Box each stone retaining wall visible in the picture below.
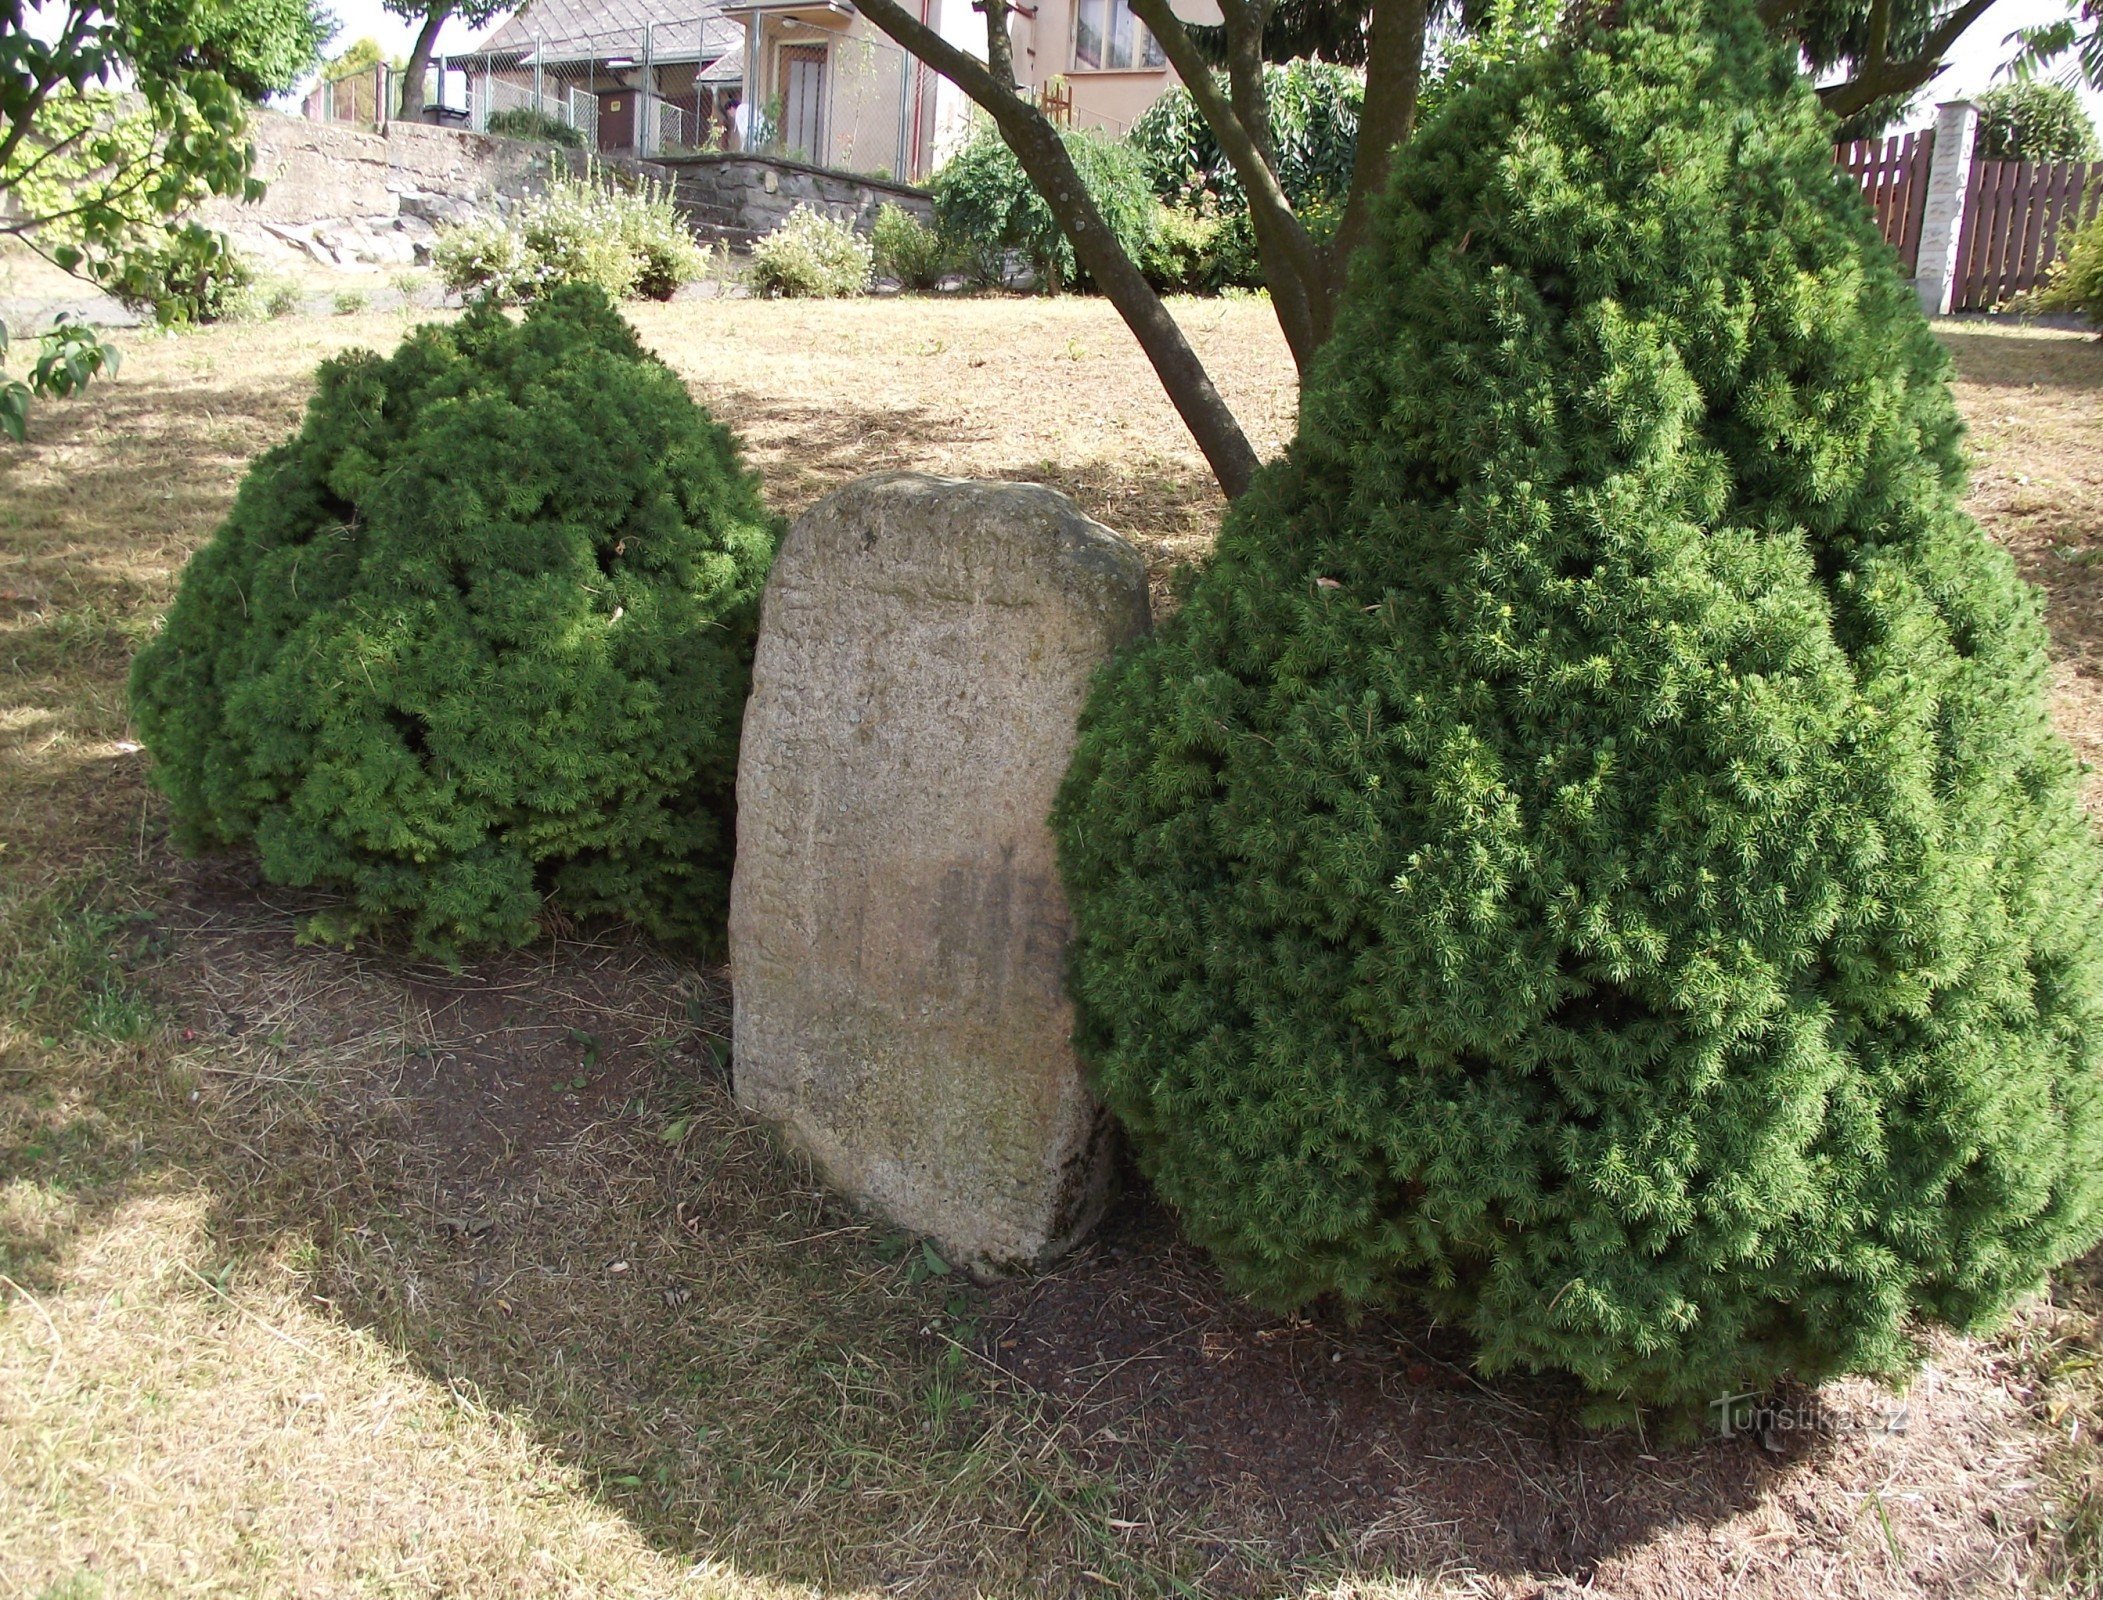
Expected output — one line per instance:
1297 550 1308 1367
195 111 932 265
200 111 565 230
656 153 934 245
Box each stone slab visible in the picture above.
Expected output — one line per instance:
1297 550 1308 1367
729 472 1149 1272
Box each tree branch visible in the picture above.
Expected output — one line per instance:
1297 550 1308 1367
1817 0 2000 118
1125 0 1325 368
0 0 100 175
853 0 1261 496
1218 0 1277 171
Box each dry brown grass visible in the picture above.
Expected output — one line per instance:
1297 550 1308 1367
3 295 2103 1600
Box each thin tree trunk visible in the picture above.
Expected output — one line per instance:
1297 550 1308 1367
399 5 454 121
854 0 1261 498
1126 0 1327 368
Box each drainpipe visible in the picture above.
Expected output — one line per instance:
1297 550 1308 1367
905 0 932 180
743 15 761 148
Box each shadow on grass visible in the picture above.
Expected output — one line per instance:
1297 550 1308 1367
1 344 2023 1595
1940 324 2103 392
0 851 1844 1599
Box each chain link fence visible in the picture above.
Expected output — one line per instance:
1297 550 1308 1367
305 66 391 128
806 32 910 179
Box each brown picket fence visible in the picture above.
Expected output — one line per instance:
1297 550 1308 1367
1950 158 2103 310
1836 131 1936 274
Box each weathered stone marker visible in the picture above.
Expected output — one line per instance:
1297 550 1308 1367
729 472 1150 1273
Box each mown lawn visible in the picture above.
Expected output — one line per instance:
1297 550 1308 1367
4 294 2103 1600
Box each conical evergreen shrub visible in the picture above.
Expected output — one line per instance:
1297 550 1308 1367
131 287 779 960
1054 0 2103 1410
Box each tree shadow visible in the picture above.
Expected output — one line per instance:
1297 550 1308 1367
4 848 2011 1598
0 339 2061 1597
1939 322 2103 392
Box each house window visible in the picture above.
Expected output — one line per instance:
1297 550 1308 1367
1073 0 1165 70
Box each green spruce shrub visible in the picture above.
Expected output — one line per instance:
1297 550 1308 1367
1055 0 2103 1414
129 287 779 960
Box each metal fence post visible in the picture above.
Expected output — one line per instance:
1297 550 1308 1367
1914 99 1979 317
641 21 654 154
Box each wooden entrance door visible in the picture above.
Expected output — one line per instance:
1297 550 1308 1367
777 44 825 163
597 87 634 151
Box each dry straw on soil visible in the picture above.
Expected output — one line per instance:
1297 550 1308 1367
5 293 2103 1599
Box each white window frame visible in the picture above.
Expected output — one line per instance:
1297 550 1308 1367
1071 0 1165 71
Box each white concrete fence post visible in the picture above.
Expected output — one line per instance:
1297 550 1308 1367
1914 99 1980 317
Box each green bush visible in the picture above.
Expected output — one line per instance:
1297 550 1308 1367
129 288 780 960
1055 0 2103 1416
107 223 254 326
871 201 947 289
1139 203 1217 293
1135 58 1362 218
1973 81 2100 161
2041 216 2103 326
747 205 874 298
1126 61 1360 293
930 127 1157 292
1129 61 1361 215
485 105 587 149
433 163 705 305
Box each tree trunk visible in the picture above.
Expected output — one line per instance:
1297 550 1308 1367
1127 0 1328 369
399 5 453 121
853 0 1262 499
1327 0 1428 298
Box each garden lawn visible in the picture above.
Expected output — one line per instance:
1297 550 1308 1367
3 294 2103 1599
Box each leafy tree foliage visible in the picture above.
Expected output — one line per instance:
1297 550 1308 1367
1973 80 2100 159
1 0 327 252
322 35 397 80
1130 60 1363 215
0 314 118 441
2005 0 2103 96
1055 0 2103 1413
130 289 780 960
932 126 1159 291
1 0 327 426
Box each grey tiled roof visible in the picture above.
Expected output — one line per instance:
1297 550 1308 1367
473 0 743 64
